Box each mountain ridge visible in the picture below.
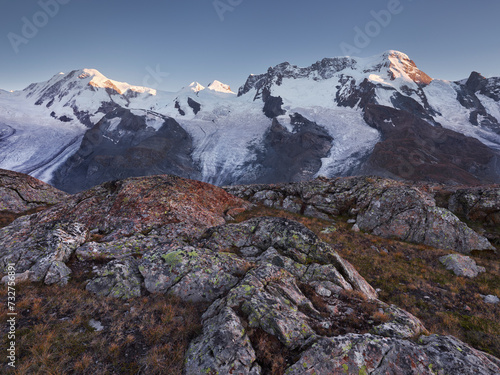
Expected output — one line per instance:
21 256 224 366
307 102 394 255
1 50 500 192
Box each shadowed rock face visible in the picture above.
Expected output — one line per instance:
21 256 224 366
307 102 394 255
446 186 500 225
362 104 499 185
433 185 500 246
51 108 200 193
244 113 333 184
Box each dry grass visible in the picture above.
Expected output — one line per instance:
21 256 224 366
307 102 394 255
246 327 296 375
0 281 206 374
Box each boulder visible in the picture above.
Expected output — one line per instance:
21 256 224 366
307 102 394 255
85 257 143 299
202 216 377 300
484 295 500 304
184 305 261 375
439 254 486 278
0 221 88 285
138 245 251 302
447 186 500 225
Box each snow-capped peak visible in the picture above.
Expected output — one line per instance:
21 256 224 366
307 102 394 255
78 68 157 96
383 50 433 85
188 82 206 93
207 80 235 94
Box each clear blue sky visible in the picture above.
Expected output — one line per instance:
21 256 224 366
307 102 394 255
1 0 499 92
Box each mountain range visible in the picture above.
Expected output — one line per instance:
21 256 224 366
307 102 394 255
1 50 500 193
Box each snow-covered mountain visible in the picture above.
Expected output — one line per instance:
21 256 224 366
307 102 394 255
1 51 500 192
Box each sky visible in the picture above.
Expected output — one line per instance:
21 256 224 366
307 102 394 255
1 0 500 92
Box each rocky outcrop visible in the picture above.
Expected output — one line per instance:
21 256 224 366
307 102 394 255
446 186 500 225
0 173 498 374
181 217 498 374
0 175 249 285
225 176 494 253
286 333 500 375
201 217 376 299
0 169 67 227
432 185 500 246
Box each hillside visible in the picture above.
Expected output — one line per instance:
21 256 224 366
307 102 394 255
0 171 499 374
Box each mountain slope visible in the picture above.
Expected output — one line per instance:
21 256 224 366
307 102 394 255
1 51 500 191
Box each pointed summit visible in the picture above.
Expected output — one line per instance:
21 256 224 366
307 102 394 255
207 80 235 94
77 68 156 95
465 71 487 92
381 50 433 85
188 82 206 93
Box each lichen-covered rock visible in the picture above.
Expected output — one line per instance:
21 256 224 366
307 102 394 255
202 217 377 300
138 246 251 302
44 261 72 285
439 254 486 278
185 305 261 375
285 333 500 375
0 221 88 285
75 234 183 261
371 304 427 339
225 176 494 253
0 175 249 285
1 172 496 374
0 168 67 215
358 199 494 254
226 264 318 349
86 257 143 299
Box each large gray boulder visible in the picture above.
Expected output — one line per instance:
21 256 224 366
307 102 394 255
202 217 378 300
